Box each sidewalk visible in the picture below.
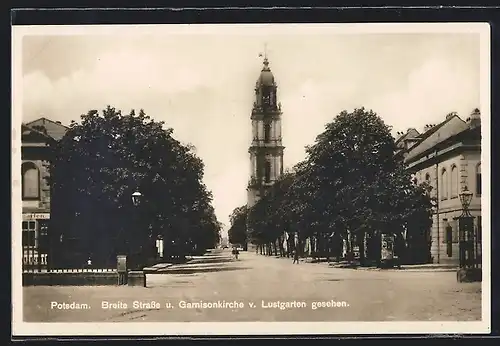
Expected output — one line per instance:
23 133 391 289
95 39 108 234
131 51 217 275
261 253 457 272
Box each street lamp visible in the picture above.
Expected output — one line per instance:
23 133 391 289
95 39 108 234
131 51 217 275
131 189 145 270
131 190 142 207
457 186 481 282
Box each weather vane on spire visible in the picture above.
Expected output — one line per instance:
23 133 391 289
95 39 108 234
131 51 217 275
258 42 269 63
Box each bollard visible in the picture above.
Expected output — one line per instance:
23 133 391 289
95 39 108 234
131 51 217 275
117 255 128 285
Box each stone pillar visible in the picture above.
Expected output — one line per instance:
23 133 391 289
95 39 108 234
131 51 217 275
276 155 281 179
269 155 275 181
252 155 257 177
258 121 264 141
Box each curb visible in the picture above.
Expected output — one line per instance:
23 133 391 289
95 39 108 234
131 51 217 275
329 267 457 273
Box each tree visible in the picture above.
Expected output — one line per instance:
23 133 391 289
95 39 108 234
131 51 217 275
298 107 433 264
246 171 299 256
47 106 220 268
244 107 433 265
228 205 248 246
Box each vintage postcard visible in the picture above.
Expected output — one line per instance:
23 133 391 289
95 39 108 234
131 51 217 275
12 23 491 336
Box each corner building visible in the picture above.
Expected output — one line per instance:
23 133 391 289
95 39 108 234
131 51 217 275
21 117 69 269
400 109 482 265
247 57 285 208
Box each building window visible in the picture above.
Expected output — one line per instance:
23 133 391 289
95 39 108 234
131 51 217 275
264 123 271 143
450 165 458 198
446 224 453 257
425 173 431 184
264 160 271 182
22 162 40 200
441 168 448 200
476 163 481 196
22 221 37 247
262 90 271 108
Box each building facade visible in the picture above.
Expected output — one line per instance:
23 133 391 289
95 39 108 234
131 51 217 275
401 109 481 265
21 118 68 269
246 56 284 208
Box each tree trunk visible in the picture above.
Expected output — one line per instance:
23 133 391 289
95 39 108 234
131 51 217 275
359 230 366 266
326 234 331 263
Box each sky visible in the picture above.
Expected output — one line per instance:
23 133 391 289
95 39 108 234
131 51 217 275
20 25 482 237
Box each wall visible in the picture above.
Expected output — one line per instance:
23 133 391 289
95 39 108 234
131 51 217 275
414 149 481 265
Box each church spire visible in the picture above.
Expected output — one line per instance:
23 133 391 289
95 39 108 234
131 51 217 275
247 48 284 209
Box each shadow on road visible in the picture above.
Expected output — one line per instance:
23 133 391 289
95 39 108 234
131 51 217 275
151 266 250 275
188 258 235 265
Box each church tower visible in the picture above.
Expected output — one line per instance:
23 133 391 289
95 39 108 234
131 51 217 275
247 55 284 208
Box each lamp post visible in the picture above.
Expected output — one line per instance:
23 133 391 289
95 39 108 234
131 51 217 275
457 186 481 282
131 190 143 270
116 190 142 285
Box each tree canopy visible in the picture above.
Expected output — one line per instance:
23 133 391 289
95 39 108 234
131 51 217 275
228 205 248 246
48 106 220 267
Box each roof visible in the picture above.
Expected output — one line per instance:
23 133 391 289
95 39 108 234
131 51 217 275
395 128 420 145
25 117 69 141
404 114 469 162
21 124 54 143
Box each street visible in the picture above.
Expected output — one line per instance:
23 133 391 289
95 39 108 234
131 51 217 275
23 249 481 322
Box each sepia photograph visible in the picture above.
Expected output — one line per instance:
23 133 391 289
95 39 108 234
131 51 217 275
12 23 490 336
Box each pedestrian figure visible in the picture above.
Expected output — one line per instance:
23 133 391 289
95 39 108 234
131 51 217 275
293 249 299 264
232 247 237 260
235 248 240 260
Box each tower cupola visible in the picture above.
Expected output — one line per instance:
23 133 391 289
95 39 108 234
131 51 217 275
256 58 275 87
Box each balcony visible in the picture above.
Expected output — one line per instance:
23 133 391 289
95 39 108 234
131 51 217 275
250 139 283 147
248 177 276 188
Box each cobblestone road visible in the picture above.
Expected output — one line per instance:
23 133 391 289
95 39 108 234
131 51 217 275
23 249 481 322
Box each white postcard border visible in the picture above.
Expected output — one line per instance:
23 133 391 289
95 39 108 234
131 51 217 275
11 22 491 336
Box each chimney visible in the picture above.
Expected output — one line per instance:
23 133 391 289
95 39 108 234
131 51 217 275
445 112 457 120
468 108 481 129
56 121 62 124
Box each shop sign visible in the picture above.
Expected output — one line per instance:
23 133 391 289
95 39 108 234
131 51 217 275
23 213 50 220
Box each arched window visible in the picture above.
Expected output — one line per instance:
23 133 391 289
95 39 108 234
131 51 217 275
476 163 481 196
21 162 40 200
425 173 431 182
262 89 271 108
451 165 459 198
441 168 448 200
264 123 271 143
264 160 271 182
